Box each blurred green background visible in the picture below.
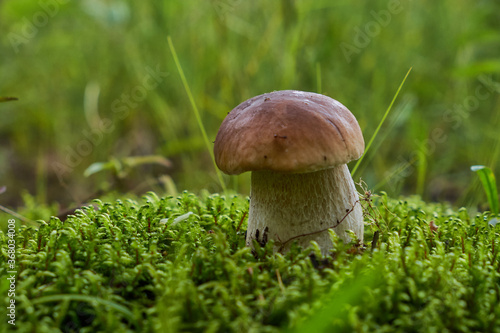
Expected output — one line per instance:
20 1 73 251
1 0 500 216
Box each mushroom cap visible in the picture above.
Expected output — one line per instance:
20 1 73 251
214 90 364 175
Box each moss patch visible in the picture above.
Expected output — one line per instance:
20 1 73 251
1 191 499 332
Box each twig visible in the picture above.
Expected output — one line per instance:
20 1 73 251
0 204 39 227
236 211 247 232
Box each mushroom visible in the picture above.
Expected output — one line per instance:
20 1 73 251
214 90 365 254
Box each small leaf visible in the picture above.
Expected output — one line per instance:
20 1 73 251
84 162 115 177
123 155 171 168
488 218 499 226
471 165 499 216
160 212 194 225
85 156 171 179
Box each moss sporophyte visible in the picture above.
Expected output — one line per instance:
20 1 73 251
1 191 500 332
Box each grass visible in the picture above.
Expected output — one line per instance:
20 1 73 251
1 191 500 332
471 165 499 216
351 67 412 177
167 36 226 193
1 0 500 212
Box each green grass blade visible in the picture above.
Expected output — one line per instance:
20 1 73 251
167 36 226 193
416 143 428 197
471 165 499 215
351 67 412 177
316 62 321 93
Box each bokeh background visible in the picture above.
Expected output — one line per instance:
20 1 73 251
1 0 500 219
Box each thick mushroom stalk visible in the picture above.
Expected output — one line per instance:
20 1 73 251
248 165 363 254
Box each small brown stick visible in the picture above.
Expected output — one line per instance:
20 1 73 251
236 211 247 232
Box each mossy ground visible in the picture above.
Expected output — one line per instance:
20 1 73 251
1 191 499 332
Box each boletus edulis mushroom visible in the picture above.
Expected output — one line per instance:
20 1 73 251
214 90 365 254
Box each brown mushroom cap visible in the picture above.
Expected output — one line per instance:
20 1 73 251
214 90 364 175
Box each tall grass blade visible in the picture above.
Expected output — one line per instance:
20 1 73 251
167 36 226 193
316 62 321 93
416 143 427 197
351 67 412 177
471 165 499 215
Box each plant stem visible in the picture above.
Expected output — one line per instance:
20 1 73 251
167 36 227 193
351 67 412 177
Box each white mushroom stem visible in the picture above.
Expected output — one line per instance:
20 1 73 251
246 164 363 254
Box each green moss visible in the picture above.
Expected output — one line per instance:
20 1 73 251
1 191 499 332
